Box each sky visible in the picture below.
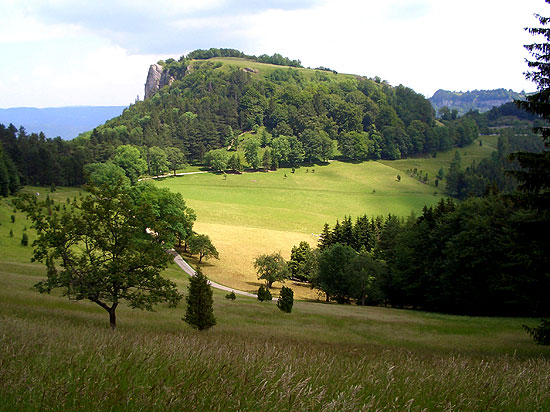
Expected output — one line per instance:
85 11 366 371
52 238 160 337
0 0 545 108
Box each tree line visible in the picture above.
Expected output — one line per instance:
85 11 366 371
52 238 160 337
278 195 548 316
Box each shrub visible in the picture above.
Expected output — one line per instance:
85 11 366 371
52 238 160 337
21 232 28 246
225 291 236 300
523 319 550 345
277 286 294 313
11 215 15 223
257 285 272 301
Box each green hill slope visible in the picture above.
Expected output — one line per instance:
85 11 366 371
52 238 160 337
82 49 477 166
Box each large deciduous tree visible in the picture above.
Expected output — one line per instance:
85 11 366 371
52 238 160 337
130 182 196 248
188 233 219 263
254 252 289 288
148 146 168 177
165 146 186 176
112 144 147 185
18 182 182 329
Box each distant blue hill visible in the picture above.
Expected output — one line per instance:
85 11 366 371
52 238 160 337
0 106 127 140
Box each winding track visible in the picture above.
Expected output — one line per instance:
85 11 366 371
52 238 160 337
169 250 259 298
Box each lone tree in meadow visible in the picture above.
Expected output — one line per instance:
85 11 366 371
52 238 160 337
184 267 216 331
17 182 182 329
188 233 219 263
254 252 290 288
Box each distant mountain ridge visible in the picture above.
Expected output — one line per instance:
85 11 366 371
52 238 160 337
0 106 127 140
429 89 528 116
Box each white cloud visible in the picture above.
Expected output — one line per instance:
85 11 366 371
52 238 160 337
0 0 545 107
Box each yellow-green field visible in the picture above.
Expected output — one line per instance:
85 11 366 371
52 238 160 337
380 135 499 189
156 160 441 298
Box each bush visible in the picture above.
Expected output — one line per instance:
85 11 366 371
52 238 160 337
277 286 294 313
225 291 236 300
523 319 550 345
21 232 28 246
11 215 15 223
257 285 272 302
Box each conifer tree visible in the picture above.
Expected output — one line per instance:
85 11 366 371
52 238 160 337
184 268 216 330
257 284 272 301
277 286 294 313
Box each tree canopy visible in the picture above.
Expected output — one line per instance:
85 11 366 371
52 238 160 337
17 182 182 329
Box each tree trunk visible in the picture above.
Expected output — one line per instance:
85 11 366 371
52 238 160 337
93 299 118 330
109 308 117 330
199 253 203 263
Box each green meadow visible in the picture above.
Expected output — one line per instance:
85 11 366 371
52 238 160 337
155 159 444 298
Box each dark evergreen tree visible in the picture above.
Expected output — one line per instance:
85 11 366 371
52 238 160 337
257 284 272 301
184 268 216 331
277 286 294 313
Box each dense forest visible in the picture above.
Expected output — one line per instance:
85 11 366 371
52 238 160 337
83 51 480 164
300 196 548 316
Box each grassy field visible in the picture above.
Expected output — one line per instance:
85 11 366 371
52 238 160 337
156 160 441 298
1 185 549 411
379 135 499 189
1 242 549 411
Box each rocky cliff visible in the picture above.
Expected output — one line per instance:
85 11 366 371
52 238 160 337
429 88 527 116
144 64 176 99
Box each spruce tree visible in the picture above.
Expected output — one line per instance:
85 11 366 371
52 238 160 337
257 284 272 301
184 268 216 330
277 286 294 313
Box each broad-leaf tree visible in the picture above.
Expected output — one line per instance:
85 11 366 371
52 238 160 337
130 182 196 248
17 182 182 329
112 144 147 185
148 146 168 177
254 252 289 288
165 146 186 176
188 233 219 263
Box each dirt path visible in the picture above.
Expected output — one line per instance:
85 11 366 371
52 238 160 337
170 250 259 298
140 171 207 181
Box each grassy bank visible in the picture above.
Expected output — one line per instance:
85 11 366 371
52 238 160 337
1 257 549 411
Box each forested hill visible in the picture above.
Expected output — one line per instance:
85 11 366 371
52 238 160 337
430 88 528 116
81 49 478 165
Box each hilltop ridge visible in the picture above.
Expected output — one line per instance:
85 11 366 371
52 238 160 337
429 88 528 116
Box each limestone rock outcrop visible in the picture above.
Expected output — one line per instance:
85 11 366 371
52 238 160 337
144 64 163 99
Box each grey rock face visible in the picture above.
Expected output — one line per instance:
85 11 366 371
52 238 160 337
144 64 163 99
144 64 177 99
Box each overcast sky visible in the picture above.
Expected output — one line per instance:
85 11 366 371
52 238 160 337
0 0 545 108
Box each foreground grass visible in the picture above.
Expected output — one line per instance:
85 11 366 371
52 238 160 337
1 259 549 411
